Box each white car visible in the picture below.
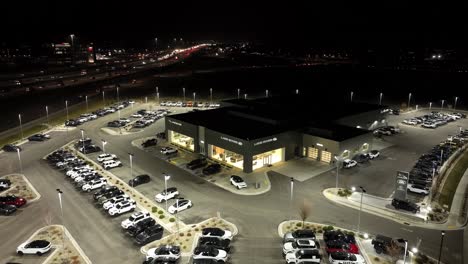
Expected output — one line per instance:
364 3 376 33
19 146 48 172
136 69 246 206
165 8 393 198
146 245 181 261
82 178 108 192
285 249 321 263
97 153 117 162
66 166 91 176
70 169 94 179
76 117 88 123
103 160 122 170
161 147 178 155
131 113 143 118
230 175 247 189
329 252 365 264
343 159 357 168
17 240 51 256
407 184 430 195
155 187 179 202
119 118 131 123
422 122 437 128
283 239 318 255
367 150 380 159
193 246 228 262
74 171 97 182
105 108 116 113
403 119 417 125
201 227 233 240
168 199 192 214
121 211 151 229
103 195 129 210
108 200 136 216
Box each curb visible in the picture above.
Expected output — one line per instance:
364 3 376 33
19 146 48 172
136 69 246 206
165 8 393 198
0 173 41 202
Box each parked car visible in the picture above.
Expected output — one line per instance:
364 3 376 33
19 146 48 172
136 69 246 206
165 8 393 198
17 240 51 256
121 211 151 229
283 229 316 243
155 187 179 202
103 160 122 170
145 245 181 261
0 204 17 215
197 237 231 253
201 228 233 240
129 174 151 187
142 138 158 148
2 144 21 152
407 184 430 195
285 249 321 263
230 175 247 189
329 252 363 264
0 195 27 207
95 188 124 203
192 246 228 262
283 239 318 255
373 128 392 136
161 147 178 155
168 199 192 214
28 134 50 141
187 158 207 170
97 153 117 162
82 178 107 192
353 154 370 163
367 150 380 159
342 159 357 169
79 145 101 153
371 234 407 255
0 179 11 190
391 198 420 213
135 224 164 244
127 217 157 237
325 240 352 255
93 185 119 200
103 195 130 210
202 164 222 175
108 200 137 216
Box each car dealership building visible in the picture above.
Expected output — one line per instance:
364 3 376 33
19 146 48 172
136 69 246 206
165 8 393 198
165 95 386 173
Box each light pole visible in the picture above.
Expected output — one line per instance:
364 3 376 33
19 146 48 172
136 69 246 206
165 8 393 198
408 93 412 109
102 91 106 106
379 92 383 105
129 153 134 183
289 177 294 221
441 99 445 111
295 89 299 95
440 149 444 165
56 188 65 249
429 102 432 111
454 97 458 110
17 148 23 174
266 89 269 98
403 240 408 264
116 86 120 103
163 173 171 212
350 91 354 102
334 156 341 189
65 100 69 121
193 92 196 102
45 106 49 126
210 88 213 103
438 231 445 264
18 114 24 140
70 34 75 64
101 140 107 154
85 96 89 112
357 186 366 233
155 86 158 103
244 93 247 100
237 89 240 99
183 87 186 101
80 129 85 154
157 92 160 105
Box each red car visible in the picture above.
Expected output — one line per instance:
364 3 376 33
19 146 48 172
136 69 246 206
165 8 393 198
0 195 27 207
326 240 352 255
324 230 359 254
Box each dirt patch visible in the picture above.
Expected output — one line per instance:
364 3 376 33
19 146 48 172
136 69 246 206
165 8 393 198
1 174 38 201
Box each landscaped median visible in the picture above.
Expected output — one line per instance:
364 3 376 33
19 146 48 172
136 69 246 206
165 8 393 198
436 147 468 210
6 225 91 264
0 173 41 202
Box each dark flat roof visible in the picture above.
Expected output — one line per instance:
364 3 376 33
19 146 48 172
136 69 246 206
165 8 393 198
304 123 371 141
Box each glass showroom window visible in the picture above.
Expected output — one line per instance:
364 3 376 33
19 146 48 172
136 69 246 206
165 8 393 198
168 130 194 151
252 148 284 170
209 145 243 169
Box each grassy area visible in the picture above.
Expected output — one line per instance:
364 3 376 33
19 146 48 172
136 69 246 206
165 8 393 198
0 124 48 147
438 150 468 208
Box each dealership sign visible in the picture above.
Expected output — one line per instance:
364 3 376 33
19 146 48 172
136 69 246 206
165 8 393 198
395 171 409 200
221 136 243 146
168 119 182 126
254 137 278 146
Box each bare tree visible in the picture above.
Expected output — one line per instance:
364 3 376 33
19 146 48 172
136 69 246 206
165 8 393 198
298 199 312 228
42 209 54 226
386 240 403 264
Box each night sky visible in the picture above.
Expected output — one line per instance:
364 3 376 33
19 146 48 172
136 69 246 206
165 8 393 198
2 2 468 47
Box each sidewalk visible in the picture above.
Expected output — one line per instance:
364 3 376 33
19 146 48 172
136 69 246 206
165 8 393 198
446 168 468 227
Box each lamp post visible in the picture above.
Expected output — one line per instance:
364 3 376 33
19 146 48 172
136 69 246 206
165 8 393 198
183 87 186 101
45 106 49 126
441 100 445 111
129 153 134 181
163 173 171 212
157 92 160 105
70 34 75 64
289 177 294 221
408 93 412 109
85 96 89 112
266 89 269 98
18 114 24 141
56 188 65 249
454 97 458 110
357 186 367 233
210 88 213 103
438 231 445 264
237 89 240 99
334 156 341 189
403 240 408 264
101 140 107 154
244 94 247 100
17 148 23 174
350 91 354 102
379 93 383 105
102 91 106 106
116 86 120 103
429 102 432 110
193 92 196 102
80 129 85 154
295 89 299 95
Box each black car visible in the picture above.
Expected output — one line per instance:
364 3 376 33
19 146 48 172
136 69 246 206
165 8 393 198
191 259 224 264
353 154 370 163
79 145 101 154
142 138 158 148
135 225 164 245
28 134 50 141
197 237 231 253
0 204 17 215
371 234 406 255
133 122 147 128
65 120 79 126
187 158 208 170
144 257 178 264
127 217 156 237
129 174 151 187
93 185 119 200
202 164 222 175
323 230 346 242
3 144 21 152
108 121 123 127
391 198 420 213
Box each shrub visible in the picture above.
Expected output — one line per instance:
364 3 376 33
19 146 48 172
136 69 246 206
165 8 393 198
337 190 344 196
323 225 334 231
158 210 164 214
296 222 302 227
317 229 323 233
169 218 176 222
159 215 165 219
152 207 158 213
179 233 184 237
374 256 380 262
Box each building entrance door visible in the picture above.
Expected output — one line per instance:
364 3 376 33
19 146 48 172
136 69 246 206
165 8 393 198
263 154 272 165
308 147 319 160
320 150 332 163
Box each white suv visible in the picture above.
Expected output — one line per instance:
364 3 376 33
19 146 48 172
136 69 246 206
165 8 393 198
161 147 178 155
103 195 129 210
155 187 179 202
103 160 122 170
82 179 108 192
97 153 117 163
121 211 151 229
108 200 136 216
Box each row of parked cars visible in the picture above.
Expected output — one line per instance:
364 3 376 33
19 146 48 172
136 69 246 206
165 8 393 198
281 229 366 263
160 101 220 108
0 178 26 215
339 150 381 169
65 100 133 127
373 125 401 136
143 227 234 264
402 111 466 128
131 109 170 129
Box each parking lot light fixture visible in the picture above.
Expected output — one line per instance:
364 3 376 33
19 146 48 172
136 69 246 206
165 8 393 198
411 247 418 254
129 153 134 181
454 96 458 110
163 173 171 212
334 156 341 189
193 92 196 102
182 87 185 101
18 114 24 141
363 233 369 239
80 129 85 154
441 99 445 111
85 96 88 112
45 106 49 126
17 148 23 174
379 93 383 105
210 88 213 103
438 231 445 264
351 186 356 192
429 102 432 110
408 93 412 109
237 88 240 99
116 86 120 103
65 100 69 121
289 177 294 221
403 240 408 263
350 91 354 102
102 91 105 106
101 140 107 154
244 93 247 100
265 89 269 98
357 186 366 233
56 188 65 249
